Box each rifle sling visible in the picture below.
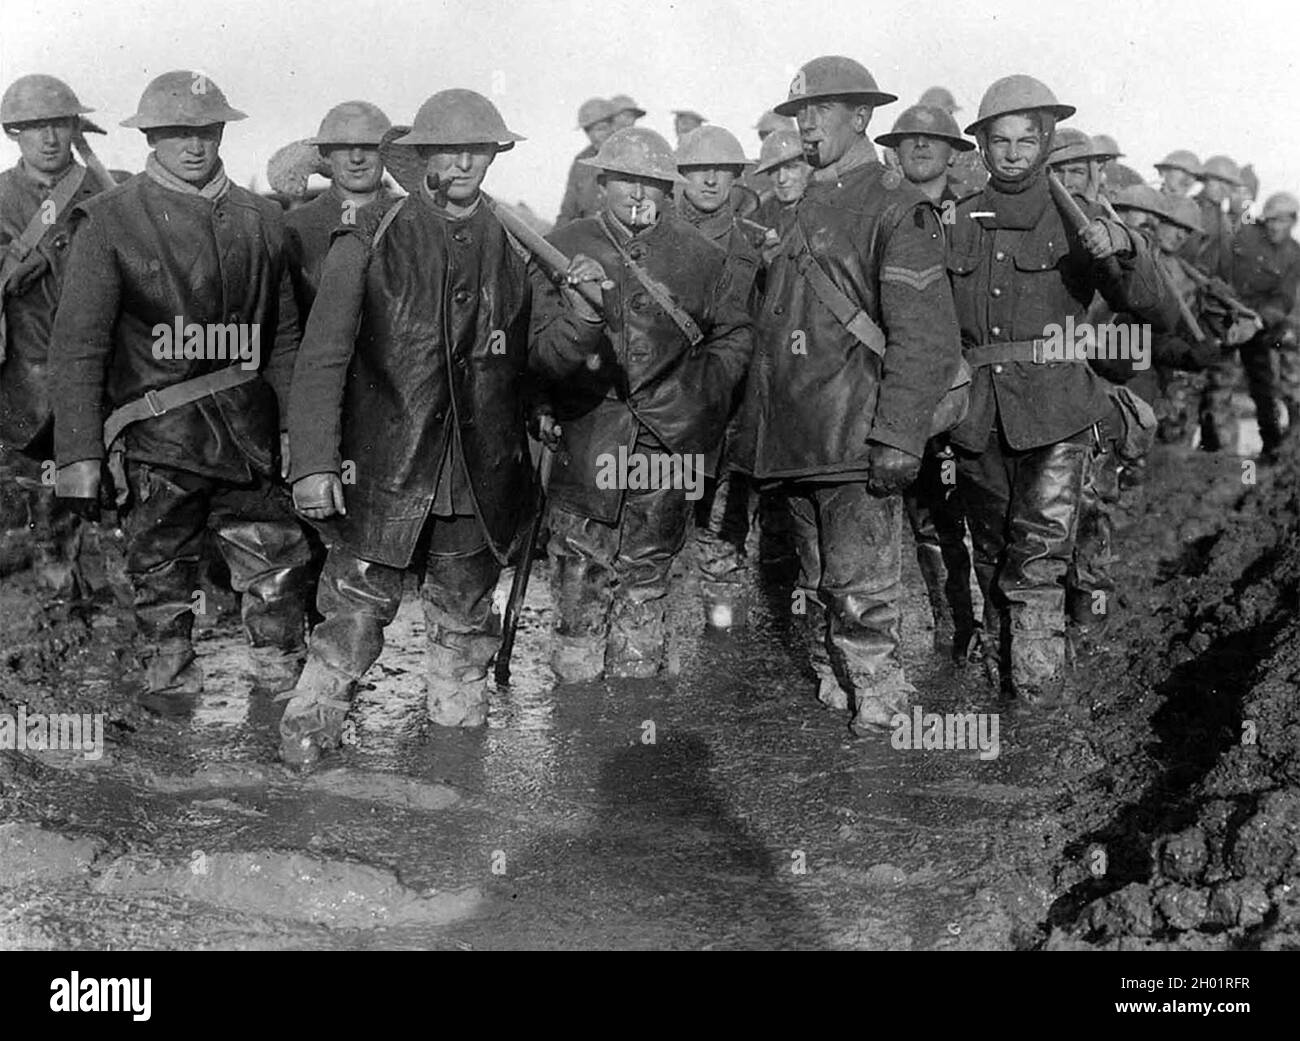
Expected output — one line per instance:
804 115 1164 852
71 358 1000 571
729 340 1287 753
597 214 703 347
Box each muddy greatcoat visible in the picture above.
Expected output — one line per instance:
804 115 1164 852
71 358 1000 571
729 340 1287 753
52 173 296 479
0 162 104 452
732 153 961 477
277 184 399 347
287 193 605 567
537 212 756 524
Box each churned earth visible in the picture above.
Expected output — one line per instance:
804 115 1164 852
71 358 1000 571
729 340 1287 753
1 407 1297 951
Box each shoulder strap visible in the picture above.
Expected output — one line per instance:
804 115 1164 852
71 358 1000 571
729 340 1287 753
597 214 703 346
370 195 407 249
102 365 260 448
1 165 87 277
786 215 887 359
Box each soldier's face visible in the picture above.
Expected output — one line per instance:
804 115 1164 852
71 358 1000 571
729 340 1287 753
1200 176 1231 203
424 145 497 203
1118 209 1153 233
1265 215 1296 246
897 135 953 185
1229 183 1254 215
1054 161 1091 195
613 110 638 130
8 117 76 175
602 173 669 228
586 119 615 149
681 165 741 213
982 114 1044 181
320 144 383 194
1155 220 1190 254
796 99 871 168
147 124 223 184
772 157 812 203
1160 168 1195 197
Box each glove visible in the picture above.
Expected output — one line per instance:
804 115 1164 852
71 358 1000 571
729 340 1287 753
1079 218 1133 261
55 460 102 522
293 472 347 519
865 442 922 497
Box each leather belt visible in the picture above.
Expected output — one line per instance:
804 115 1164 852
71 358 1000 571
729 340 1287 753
964 338 1050 367
102 365 260 447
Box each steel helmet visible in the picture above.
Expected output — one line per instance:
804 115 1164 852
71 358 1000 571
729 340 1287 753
392 89 525 149
580 126 684 184
1154 150 1202 177
1200 154 1242 186
918 86 959 113
774 55 897 117
676 125 751 168
672 109 707 122
1109 185 1169 220
1 74 104 133
965 75 1074 135
121 70 247 129
1092 133 1124 158
309 101 391 146
1162 196 1203 234
1048 127 1117 165
609 94 646 119
1261 192 1299 220
754 129 807 174
874 104 973 151
576 97 617 130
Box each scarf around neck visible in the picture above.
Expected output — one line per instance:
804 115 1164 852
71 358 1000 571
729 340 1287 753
145 152 230 200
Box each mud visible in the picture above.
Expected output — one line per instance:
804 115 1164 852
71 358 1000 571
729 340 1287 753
2 409 1298 950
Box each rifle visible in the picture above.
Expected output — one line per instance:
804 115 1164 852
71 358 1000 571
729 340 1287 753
483 193 614 310
1174 257 1262 326
494 443 554 685
73 131 117 193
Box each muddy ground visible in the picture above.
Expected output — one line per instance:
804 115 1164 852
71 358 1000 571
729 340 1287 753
1 412 1297 951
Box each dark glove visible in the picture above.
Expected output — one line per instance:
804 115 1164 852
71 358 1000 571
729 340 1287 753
865 442 922 497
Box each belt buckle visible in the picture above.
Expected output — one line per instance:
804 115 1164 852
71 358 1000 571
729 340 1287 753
144 389 166 417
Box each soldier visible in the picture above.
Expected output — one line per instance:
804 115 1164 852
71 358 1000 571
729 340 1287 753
280 89 608 766
742 111 797 205
732 56 961 733
1048 129 1120 200
1230 164 1259 232
0 75 113 595
874 103 979 660
1186 155 1241 276
675 125 767 630
1109 184 1167 236
51 70 312 706
537 126 754 682
279 101 397 337
609 95 646 130
755 110 795 144
557 98 617 228
1222 191 1300 461
672 109 706 143
1156 150 1202 200
751 129 812 238
917 86 986 197
947 75 1173 702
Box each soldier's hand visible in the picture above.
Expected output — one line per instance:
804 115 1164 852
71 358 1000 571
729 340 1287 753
1081 218 1133 261
293 472 346 519
564 253 607 288
537 413 563 451
865 442 922 497
55 460 102 522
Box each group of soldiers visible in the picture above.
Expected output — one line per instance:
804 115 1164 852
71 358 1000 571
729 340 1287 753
1 58 1296 769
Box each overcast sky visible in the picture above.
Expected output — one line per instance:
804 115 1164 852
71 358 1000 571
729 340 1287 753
4 0 1297 220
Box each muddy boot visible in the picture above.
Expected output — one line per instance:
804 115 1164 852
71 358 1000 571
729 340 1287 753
138 638 204 716
815 671 848 711
1009 633 1067 705
249 644 307 695
606 597 667 679
550 633 606 683
425 637 490 727
276 657 355 770
849 671 914 736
